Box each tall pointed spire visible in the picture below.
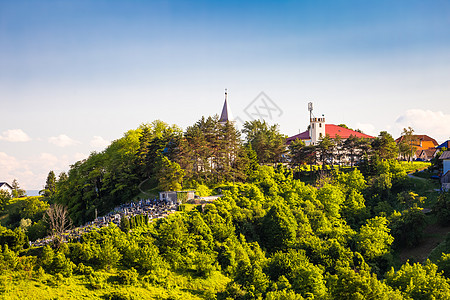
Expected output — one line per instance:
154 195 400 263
219 88 230 124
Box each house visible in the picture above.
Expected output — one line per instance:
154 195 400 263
286 116 374 146
415 148 438 161
285 104 375 165
440 151 450 191
395 135 439 152
0 182 12 195
159 190 195 205
440 151 450 177
437 140 450 150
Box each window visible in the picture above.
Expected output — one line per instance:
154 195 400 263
319 133 323 138
312 123 315 129
319 123 322 128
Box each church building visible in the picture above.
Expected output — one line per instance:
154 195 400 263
286 103 374 145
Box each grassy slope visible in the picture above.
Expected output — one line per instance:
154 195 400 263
0 270 230 299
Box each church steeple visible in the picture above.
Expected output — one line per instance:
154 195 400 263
219 89 230 124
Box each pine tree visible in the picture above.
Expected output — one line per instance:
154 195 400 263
42 171 57 197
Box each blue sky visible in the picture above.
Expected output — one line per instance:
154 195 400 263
1 0 450 189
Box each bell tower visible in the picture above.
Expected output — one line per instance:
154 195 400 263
308 102 325 145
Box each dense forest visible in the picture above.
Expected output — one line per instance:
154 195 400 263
1 117 450 299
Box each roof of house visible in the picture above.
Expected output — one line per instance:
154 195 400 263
440 151 450 160
286 124 374 144
416 148 438 158
285 130 311 144
325 124 374 139
0 182 12 190
395 135 439 147
437 140 450 149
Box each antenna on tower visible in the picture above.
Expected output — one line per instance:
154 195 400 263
225 88 228 100
308 102 313 120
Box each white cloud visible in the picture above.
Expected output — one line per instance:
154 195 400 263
0 129 31 142
355 122 377 137
48 134 80 147
90 136 110 149
395 109 450 143
0 151 88 190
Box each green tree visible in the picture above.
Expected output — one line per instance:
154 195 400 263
385 260 450 299
157 156 185 191
317 134 335 167
389 208 427 248
11 179 26 198
401 126 416 162
267 250 327 298
356 216 393 261
397 191 425 209
327 266 403 299
0 190 11 210
242 119 287 164
371 131 399 160
260 203 298 252
41 171 57 198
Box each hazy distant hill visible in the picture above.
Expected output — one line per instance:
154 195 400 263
26 190 40 196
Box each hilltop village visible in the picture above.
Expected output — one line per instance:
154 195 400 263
1 94 450 299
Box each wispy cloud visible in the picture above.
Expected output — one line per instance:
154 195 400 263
0 129 31 142
48 134 80 147
90 136 110 149
395 109 450 142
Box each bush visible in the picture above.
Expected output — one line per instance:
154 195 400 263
75 263 94 275
114 268 138 285
88 272 107 289
104 290 136 300
389 208 427 249
434 192 450 226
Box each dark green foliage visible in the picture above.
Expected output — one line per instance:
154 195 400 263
6 196 49 228
0 225 29 251
434 191 450 226
41 170 57 198
260 203 298 253
114 268 138 285
104 290 136 300
0 190 11 210
26 219 48 241
40 245 74 277
389 208 427 249
371 131 399 160
120 216 131 233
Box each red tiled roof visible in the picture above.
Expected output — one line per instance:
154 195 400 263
286 125 374 144
395 135 438 147
325 124 374 139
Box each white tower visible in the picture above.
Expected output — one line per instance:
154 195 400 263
308 102 325 145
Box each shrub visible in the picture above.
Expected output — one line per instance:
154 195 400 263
104 290 136 300
114 268 138 285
